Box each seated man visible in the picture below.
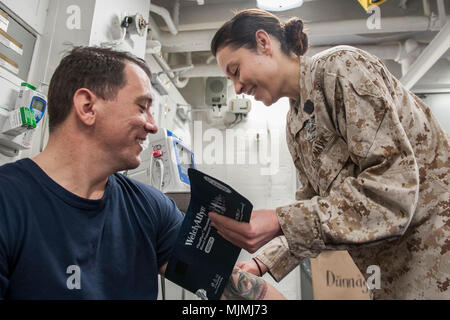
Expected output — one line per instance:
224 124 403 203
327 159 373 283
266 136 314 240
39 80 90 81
0 46 285 300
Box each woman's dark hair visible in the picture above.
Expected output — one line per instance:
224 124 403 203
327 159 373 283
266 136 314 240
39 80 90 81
211 9 308 57
48 46 152 133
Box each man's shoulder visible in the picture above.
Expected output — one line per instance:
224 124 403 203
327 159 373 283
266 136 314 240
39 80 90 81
0 159 35 224
0 159 31 191
0 158 24 173
111 173 169 204
111 173 183 222
112 172 160 194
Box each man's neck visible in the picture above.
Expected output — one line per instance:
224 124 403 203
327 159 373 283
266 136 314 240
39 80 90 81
32 133 111 200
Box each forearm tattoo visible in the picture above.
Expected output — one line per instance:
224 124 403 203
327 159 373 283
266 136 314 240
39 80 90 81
222 267 268 300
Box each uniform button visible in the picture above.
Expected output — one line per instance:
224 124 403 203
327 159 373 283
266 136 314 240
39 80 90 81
304 100 314 114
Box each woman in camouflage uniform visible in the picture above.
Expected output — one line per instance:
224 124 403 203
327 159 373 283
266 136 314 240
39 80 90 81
208 9 449 299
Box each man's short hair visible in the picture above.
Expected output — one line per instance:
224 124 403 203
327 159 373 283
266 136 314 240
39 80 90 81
47 46 152 132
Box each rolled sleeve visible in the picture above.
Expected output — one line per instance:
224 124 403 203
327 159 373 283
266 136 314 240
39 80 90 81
255 236 303 282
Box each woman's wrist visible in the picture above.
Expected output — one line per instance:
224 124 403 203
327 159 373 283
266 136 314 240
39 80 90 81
253 257 268 275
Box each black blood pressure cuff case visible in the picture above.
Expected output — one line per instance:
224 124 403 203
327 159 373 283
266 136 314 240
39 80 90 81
165 168 253 300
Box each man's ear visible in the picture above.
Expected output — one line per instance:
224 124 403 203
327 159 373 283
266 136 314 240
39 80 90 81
255 29 273 56
72 88 98 127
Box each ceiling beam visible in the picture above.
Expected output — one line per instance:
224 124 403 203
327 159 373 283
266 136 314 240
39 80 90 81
153 15 435 53
401 21 450 90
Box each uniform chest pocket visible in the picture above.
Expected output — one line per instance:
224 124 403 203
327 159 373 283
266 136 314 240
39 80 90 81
315 129 350 196
296 122 350 197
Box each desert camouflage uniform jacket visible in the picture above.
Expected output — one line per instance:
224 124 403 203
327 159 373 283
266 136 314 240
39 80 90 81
256 46 449 299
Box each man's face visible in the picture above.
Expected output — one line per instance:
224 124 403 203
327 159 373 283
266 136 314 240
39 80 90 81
96 62 157 171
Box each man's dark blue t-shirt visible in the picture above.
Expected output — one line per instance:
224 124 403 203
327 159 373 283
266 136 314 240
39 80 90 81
0 158 184 299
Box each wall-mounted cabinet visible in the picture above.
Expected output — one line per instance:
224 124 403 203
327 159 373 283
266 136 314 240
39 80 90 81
0 4 36 82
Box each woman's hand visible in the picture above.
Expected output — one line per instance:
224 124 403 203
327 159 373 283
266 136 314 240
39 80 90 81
237 258 268 276
209 209 283 253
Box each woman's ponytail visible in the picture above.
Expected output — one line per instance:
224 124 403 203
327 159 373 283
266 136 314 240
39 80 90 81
283 18 308 56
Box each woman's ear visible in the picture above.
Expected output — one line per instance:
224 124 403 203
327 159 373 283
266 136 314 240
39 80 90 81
255 29 273 56
72 88 98 127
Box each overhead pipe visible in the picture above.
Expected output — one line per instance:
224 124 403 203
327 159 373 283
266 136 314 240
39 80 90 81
412 83 450 93
181 43 450 78
153 53 176 79
150 3 178 35
173 52 192 88
399 0 408 10
146 40 162 55
151 52 193 88
423 0 431 16
397 39 422 75
147 3 190 89
182 63 222 78
307 16 432 35
173 0 180 31
147 16 161 40
401 20 450 89
173 75 189 88
150 15 449 53
206 55 215 64
437 0 447 27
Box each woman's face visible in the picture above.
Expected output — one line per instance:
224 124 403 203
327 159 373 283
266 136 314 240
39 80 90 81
216 34 282 106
